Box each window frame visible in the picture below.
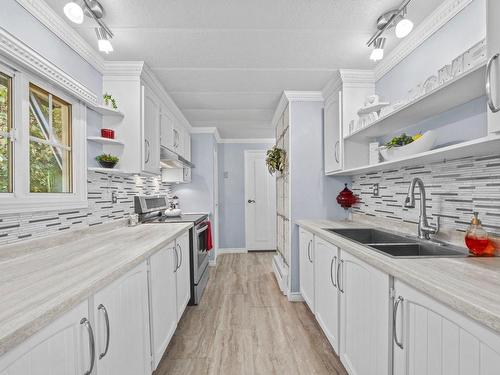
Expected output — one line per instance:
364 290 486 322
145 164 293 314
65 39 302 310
0 64 14 194
0 59 87 213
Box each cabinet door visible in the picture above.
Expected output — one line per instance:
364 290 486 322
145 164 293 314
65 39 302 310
393 280 500 375
183 130 191 161
324 91 342 174
142 85 160 175
487 0 500 133
0 302 91 375
172 122 184 157
149 242 177 370
314 237 340 353
339 250 390 375
94 262 151 375
175 231 191 321
299 228 315 313
160 110 174 150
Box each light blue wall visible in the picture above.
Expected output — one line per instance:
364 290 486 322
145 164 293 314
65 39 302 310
1 0 102 94
218 142 274 249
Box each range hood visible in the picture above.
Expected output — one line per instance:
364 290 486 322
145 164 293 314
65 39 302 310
160 146 195 169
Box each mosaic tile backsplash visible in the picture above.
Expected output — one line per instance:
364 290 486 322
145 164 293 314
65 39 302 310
0 170 172 246
351 154 500 237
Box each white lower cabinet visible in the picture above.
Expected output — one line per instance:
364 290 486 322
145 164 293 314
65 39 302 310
339 250 390 375
175 231 191 322
93 262 151 375
149 242 178 370
314 237 340 353
0 301 91 375
393 280 500 375
299 228 315 312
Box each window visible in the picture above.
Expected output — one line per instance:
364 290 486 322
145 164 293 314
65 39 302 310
0 72 12 193
29 84 72 193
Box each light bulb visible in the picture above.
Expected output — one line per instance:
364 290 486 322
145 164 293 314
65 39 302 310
63 2 84 24
98 39 114 54
370 48 384 61
395 18 414 38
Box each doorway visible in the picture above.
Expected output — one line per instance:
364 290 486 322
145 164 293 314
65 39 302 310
244 150 276 251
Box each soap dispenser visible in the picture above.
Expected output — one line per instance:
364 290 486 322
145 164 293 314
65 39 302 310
465 212 491 256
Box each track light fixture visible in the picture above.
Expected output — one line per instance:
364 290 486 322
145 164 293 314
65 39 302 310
370 38 386 62
63 0 114 53
367 0 413 61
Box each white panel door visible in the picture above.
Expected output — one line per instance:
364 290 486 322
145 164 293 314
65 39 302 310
244 150 277 251
324 91 342 174
160 109 174 150
487 0 500 133
314 237 340 353
339 250 390 375
142 85 160 175
149 242 177 370
94 262 151 375
175 231 191 321
0 301 91 375
393 280 500 375
299 228 315 313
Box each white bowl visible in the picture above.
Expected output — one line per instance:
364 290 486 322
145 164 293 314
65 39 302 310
380 131 437 162
164 208 182 217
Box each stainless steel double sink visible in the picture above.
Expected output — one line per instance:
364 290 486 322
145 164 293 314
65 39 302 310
323 228 468 258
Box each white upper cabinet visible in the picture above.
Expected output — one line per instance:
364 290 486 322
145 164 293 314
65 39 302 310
142 84 161 175
299 228 315 313
93 262 151 375
339 250 390 375
160 109 175 151
324 91 342 174
314 237 340 353
149 242 178 370
393 279 500 375
0 301 91 375
487 0 500 133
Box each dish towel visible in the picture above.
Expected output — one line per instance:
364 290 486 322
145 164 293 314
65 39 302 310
205 221 213 251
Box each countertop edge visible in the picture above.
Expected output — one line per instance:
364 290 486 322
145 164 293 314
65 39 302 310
296 219 500 336
0 223 193 357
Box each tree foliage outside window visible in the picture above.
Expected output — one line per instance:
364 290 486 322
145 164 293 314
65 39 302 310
29 84 72 193
0 72 12 193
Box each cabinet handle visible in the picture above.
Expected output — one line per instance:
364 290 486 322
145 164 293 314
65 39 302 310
337 259 344 293
307 240 313 263
393 296 404 349
177 243 182 270
80 318 95 375
97 304 110 360
487 53 500 113
144 139 150 163
330 255 337 288
334 141 340 163
173 245 178 273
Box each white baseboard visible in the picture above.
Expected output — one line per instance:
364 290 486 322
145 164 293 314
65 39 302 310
217 248 247 254
209 259 217 267
287 292 304 302
272 254 289 296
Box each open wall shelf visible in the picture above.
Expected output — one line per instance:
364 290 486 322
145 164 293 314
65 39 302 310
329 134 500 176
87 136 125 146
87 103 125 118
345 62 487 142
88 167 131 175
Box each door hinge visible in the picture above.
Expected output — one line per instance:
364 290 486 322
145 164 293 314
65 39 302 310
389 287 396 299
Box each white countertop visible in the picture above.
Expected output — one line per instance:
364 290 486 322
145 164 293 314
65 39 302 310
0 221 192 356
297 219 500 335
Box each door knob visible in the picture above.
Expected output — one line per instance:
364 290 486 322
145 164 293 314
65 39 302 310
248 199 255 203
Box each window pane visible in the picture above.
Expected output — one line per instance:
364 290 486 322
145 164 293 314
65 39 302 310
29 84 72 193
30 141 71 193
0 72 12 193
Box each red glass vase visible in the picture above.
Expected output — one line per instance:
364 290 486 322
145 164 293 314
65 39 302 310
336 183 359 210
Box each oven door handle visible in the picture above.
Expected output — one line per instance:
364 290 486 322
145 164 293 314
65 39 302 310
196 224 209 234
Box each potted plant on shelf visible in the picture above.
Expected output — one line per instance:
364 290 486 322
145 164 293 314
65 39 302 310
266 146 286 175
103 93 118 110
96 154 119 169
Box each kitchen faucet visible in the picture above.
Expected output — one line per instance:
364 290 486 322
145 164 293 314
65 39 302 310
404 177 439 240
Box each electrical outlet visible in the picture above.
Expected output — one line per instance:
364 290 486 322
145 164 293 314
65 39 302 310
372 183 379 197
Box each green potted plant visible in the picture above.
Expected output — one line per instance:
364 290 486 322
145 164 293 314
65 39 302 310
96 153 119 169
103 93 118 110
266 146 286 175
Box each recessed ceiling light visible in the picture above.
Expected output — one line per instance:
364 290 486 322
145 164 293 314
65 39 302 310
63 1 84 24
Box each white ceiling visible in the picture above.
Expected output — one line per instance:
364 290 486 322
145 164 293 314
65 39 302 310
45 0 442 139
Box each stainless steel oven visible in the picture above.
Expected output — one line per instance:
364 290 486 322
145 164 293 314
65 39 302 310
135 195 210 305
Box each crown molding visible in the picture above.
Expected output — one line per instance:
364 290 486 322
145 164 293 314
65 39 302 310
190 127 222 143
103 61 145 76
322 69 375 99
374 0 474 81
15 0 105 73
0 27 98 104
219 138 275 144
271 90 324 127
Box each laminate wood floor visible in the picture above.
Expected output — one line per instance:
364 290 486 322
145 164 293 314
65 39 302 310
154 252 348 375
